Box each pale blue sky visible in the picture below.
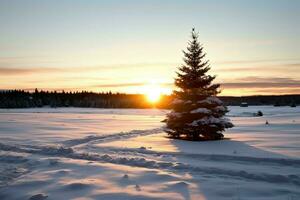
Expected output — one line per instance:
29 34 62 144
0 0 299 95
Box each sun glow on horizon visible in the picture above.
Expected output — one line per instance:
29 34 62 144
146 90 161 103
144 81 164 103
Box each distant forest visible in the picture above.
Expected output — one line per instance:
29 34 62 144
0 89 299 108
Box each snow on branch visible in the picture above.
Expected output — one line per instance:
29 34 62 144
167 111 182 118
214 106 226 112
190 108 211 114
188 116 231 127
172 98 184 105
198 97 222 105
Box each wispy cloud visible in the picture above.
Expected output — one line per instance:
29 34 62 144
91 77 300 91
1 58 299 76
213 63 300 73
0 62 177 75
220 77 300 89
213 58 300 65
0 68 31 75
92 82 175 88
91 83 146 88
0 67 60 75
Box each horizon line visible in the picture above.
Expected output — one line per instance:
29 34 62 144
1 88 300 98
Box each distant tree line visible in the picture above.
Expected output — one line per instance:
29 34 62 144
0 89 169 109
0 89 298 109
220 95 299 107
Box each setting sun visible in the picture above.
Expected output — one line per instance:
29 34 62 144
146 90 161 103
144 83 162 103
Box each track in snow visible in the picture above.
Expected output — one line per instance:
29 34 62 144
1 140 300 187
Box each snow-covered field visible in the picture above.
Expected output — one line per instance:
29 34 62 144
0 106 299 200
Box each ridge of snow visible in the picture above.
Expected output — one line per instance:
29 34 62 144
1 143 299 186
63 128 162 147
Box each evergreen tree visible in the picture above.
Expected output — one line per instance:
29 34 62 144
164 28 233 140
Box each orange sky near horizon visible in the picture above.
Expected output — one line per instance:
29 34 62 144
1 58 299 96
0 0 299 96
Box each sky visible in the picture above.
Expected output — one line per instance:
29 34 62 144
0 0 299 96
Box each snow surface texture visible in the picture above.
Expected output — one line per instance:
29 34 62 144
0 106 299 200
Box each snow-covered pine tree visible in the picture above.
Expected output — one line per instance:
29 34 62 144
164 28 233 140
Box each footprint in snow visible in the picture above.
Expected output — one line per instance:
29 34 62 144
135 184 141 191
123 174 129 179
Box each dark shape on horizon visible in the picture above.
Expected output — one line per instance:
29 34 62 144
164 29 233 140
240 102 248 107
256 110 263 116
